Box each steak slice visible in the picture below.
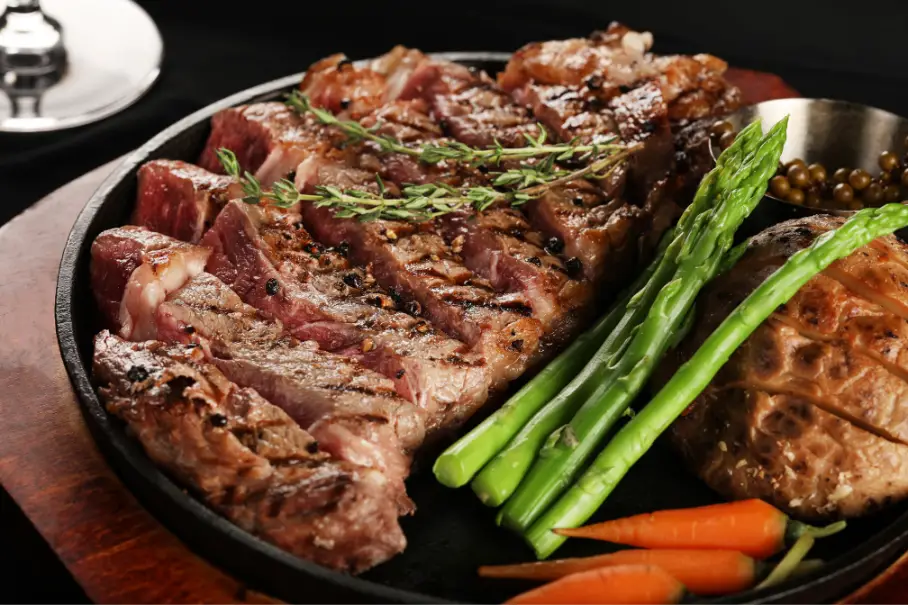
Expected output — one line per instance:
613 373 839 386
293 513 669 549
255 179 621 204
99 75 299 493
133 160 243 243
90 226 210 339
294 157 544 391
92 331 406 573
396 58 648 291
197 102 336 188
352 97 594 336
200 200 491 429
299 45 429 119
155 273 424 498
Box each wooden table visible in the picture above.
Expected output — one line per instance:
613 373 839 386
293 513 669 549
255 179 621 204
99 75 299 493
2 73 906 602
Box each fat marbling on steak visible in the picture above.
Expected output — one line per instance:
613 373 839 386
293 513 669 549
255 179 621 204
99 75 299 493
661 215 908 520
92 331 407 572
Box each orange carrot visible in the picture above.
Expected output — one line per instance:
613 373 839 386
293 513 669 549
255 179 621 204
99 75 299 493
505 565 686 604
481 549 759 595
552 499 840 559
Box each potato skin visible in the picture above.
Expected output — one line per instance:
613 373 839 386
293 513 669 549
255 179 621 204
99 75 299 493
662 215 908 521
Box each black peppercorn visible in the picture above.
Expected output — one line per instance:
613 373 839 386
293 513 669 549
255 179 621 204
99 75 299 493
618 84 631 93
545 237 564 254
585 75 603 90
335 242 350 257
209 413 228 427
339 98 351 110
572 196 585 207
510 339 524 352
265 278 279 295
395 369 406 379
342 273 363 289
525 256 542 266
305 440 320 454
565 257 583 277
404 300 422 316
303 241 323 258
126 366 148 382
183 325 195 334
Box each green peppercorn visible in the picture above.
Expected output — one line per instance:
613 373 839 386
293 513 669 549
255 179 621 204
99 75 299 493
848 169 872 191
769 175 791 198
787 165 811 189
880 151 900 173
833 182 855 204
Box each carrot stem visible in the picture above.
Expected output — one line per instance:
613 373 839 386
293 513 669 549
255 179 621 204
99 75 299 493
755 533 816 590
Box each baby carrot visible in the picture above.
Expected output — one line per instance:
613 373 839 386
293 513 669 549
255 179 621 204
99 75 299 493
481 549 758 595
553 499 846 559
505 565 686 604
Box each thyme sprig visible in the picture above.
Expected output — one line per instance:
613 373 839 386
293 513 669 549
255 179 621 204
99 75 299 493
285 90 624 187
216 147 627 222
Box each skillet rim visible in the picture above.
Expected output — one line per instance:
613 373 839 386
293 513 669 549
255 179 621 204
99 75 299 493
53 50 908 604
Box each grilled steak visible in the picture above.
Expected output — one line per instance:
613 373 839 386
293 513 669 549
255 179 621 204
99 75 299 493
158 273 423 498
91 227 424 502
200 200 491 429
294 155 545 390
662 216 908 520
92 331 407 572
90 226 210 339
134 160 243 243
302 56 595 340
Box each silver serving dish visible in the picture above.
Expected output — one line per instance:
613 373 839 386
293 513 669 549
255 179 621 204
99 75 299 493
712 98 908 218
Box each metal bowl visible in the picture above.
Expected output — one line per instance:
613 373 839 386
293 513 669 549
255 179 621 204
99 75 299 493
711 98 908 239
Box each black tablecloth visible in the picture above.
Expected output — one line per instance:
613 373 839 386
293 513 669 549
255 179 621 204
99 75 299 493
1 0 907 602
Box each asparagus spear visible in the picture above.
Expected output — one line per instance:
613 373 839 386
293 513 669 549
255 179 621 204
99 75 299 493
459 120 768 505
526 202 908 558
431 265 649 489
498 118 789 533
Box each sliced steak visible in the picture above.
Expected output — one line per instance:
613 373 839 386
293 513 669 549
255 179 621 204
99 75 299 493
200 200 491 429
133 160 243 243
299 46 429 119
155 273 423 498
396 58 648 292
90 226 210 339
92 331 406 573
295 157 544 391
197 102 336 187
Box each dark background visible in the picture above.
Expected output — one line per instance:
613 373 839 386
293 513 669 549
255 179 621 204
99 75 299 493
2 0 907 601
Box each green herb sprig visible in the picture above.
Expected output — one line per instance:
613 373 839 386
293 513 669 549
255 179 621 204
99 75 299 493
285 90 627 189
216 146 627 222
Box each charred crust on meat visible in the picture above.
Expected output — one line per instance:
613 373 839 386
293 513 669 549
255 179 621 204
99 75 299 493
342 273 363 289
126 365 149 382
209 413 228 428
265 278 280 296
565 257 583 277
525 256 542 266
545 237 564 254
395 369 406 379
414 321 432 334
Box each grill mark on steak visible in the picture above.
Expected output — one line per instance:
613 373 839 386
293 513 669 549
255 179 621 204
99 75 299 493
824 267 908 323
92 331 407 573
200 200 491 429
723 378 908 447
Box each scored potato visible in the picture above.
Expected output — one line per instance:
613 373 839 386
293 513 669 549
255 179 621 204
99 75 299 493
661 214 908 521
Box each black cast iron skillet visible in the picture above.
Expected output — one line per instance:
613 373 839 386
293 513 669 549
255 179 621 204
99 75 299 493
55 52 908 604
